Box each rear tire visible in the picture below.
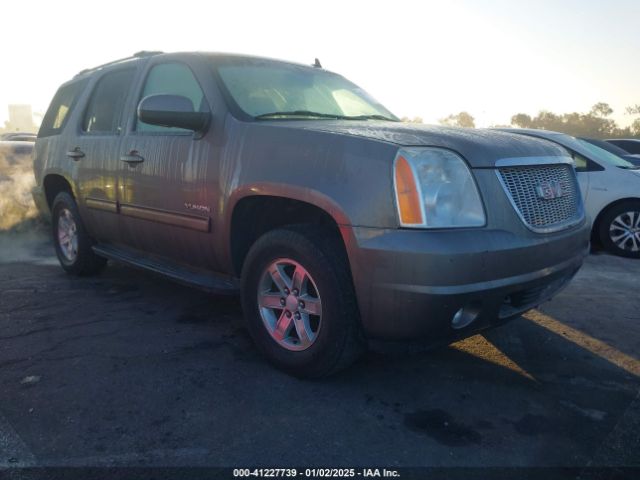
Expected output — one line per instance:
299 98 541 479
52 192 107 275
240 225 365 378
598 201 640 258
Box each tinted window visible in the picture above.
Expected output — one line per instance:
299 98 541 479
577 139 635 169
137 63 206 133
621 141 640 154
82 68 136 134
581 138 629 157
39 79 87 138
608 140 640 154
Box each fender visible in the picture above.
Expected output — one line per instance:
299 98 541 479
220 182 353 274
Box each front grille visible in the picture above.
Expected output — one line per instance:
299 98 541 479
498 164 582 232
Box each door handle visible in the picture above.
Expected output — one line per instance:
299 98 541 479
120 151 145 165
66 147 85 160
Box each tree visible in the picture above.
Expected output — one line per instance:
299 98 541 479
624 105 640 136
625 105 640 115
399 101 640 137
591 102 613 117
400 116 423 123
511 113 532 128
439 111 475 128
509 102 632 138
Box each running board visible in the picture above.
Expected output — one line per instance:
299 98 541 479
92 244 239 295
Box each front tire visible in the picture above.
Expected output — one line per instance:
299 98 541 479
598 201 640 258
51 192 107 275
240 225 365 378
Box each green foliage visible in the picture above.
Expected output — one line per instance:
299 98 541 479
400 116 424 123
510 102 639 138
591 102 613 117
625 104 640 115
437 102 639 138
439 111 475 128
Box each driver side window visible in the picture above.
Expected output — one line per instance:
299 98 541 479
137 63 207 133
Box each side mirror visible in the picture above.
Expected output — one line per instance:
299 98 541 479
137 94 210 133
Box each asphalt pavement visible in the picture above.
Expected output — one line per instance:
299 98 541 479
0 230 638 475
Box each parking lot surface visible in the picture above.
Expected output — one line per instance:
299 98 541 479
0 230 638 471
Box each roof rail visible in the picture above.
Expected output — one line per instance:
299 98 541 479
75 50 163 77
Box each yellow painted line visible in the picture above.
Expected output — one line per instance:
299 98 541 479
452 335 536 381
524 310 640 377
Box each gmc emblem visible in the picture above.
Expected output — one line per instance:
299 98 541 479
535 180 567 200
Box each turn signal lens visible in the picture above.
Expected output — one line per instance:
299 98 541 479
394 156 424 225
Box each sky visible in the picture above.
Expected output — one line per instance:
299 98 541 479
1 0 639 128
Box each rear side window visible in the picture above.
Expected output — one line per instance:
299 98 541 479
82 68 136 134
39 79 87 138
621 141 640 154
609 140 640 154
137 63 207 133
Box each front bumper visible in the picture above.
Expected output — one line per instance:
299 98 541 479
343 219 590 341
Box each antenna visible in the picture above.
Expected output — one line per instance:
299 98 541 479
313 58 322 68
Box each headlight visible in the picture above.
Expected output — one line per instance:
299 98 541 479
393 147 486 228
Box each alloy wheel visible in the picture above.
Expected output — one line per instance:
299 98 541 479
257 258 322 351
57 208 79 262
609 211 640 252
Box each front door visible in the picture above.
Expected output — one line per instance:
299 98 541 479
117 61 219 269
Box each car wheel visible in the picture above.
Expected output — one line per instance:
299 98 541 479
598 201 640 258
52 192 107 275
241 225 365 378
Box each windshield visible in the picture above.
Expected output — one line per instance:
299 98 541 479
576 139 636 169
215 59 397 121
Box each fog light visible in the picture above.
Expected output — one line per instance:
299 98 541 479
451 304 480 329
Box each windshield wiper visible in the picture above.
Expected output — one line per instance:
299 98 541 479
341 114 398 122
254 110 344 120
254 111 398 122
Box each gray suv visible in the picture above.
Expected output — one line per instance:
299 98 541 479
33 51 590 377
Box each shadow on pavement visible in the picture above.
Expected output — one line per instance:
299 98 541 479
0 236 638 468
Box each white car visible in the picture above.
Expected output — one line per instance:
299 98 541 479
497 129 640 258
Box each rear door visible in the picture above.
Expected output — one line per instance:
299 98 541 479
117 60 219 268
74 67 138 243
35 77 88 203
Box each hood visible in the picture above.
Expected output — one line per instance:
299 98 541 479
290 121 568 167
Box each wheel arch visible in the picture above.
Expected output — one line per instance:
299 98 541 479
591 197 640 247
226 184 353 277
43 173 77 209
